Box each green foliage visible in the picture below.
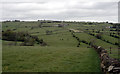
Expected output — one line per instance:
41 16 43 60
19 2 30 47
2 29 16 41
2 30 47 46
21 37 35 46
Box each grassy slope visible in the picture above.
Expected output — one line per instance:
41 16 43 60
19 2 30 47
2 22 113 72
75 32 118 59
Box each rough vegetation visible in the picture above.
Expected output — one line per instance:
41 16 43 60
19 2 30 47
2 29 47 46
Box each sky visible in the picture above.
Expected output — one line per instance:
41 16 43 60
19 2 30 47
0 0 120 23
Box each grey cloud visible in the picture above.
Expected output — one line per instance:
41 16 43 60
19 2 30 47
1 0 120 2
1 1 118 22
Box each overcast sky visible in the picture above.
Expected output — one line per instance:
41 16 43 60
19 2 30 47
0 0 120 23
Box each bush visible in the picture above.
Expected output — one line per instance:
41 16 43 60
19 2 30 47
2 29 16 41
81 40 86 43
73 35 75 37
20 37 35 46
77 45 79 47
38 39 44 44
115 42 119 45
3 29 47 46
96 34 102 39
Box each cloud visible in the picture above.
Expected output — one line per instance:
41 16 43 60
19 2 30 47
1 0 119 23
1 0 120 2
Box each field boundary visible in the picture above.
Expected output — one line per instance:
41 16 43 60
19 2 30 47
70 29 120 73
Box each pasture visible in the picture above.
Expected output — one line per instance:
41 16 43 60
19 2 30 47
2 21 119 72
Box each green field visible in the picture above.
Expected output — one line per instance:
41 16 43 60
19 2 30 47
2 21 119 72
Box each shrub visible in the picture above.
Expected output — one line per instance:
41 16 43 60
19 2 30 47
38 39 44 44
21 37 35 46
115 42 119 45
3 29 47 46
96 34 102 39
77 45 79 47
81 40 86 43
2 29 16 41
73 35 75 37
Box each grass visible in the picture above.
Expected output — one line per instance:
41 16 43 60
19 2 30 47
75 32 118 48
2 46 101 72
75 32 119 59
2 21 118 72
